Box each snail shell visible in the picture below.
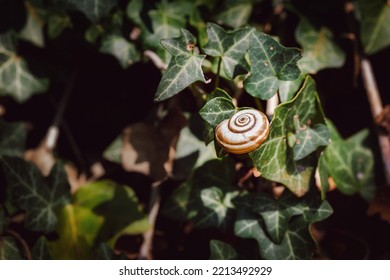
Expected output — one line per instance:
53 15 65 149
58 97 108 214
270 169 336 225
215 109 270 154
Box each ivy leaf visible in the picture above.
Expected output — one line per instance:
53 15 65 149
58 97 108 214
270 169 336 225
19 2 45 47
199 97 236 127
279 74 305 103
74 180 149 244
99 35 140 68
250 76 327 197
49 204 103 259
47 12 72 39
244 31 302 100
251 190 332 244
355 0 390 55
209 240 238 260
293 123 330 161
194 186 239 231
235 193 332 260
295 18 346 74
324 122 375 201
0 33 48 103
68 0 118 23
214 0 253 28
32 237 53 260
154 29 206 102
0 236 24 260
203 23 253 79
0 120 27 157
147 1 190 63
0 157 70 232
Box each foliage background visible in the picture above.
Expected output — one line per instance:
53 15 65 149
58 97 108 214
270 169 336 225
0 0 389 260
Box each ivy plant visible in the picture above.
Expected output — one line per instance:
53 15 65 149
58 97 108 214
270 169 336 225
0 0 388 260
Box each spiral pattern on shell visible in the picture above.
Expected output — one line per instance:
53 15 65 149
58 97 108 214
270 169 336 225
215 109 270 154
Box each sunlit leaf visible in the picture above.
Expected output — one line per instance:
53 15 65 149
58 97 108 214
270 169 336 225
0 33 48 102
355 0 390 54
250 76 327 197
0 157 70 232
154 29 206 102
100 35 140 68
203 23 253 79
74 180 149 244
209 240 238 260
0 120 27 157
295 18 346 74
244 31 302 100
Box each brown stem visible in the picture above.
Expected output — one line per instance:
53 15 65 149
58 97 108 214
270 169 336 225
138 180 163 259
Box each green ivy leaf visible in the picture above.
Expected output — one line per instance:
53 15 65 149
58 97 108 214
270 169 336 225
154 29 206 102
244 31 302 100
0 157 70 232
0 33 48 103
47 12 72 39
235 192 332 259
293 123 330 161
279 74 305 103
49 204 103 259
32 237 53 260
163 158 236 228
324 122 376 201
74 180 149 244
173 126 217 180
194 186 239 231
199 97 236 127
295 18 346 74
0 236 24 260
209 240 238 260
0 120 27 157
214 0 253 28
203 23 253 79
147 1 191 63
19 2 45 47
99 35 140 68
68 0 118 23
250 76 327 197
251 190 332 244
355 0 390 55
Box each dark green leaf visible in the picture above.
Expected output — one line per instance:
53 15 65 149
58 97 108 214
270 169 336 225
293 123 330 161
19 3 45 47
279 74 305 103
209 240 238 260
0 157 70 232
47 12 72 39
154 29 206 101
32 237 53 260
214 0 253 28
68 0 118 23
250 76 327 197
0 33 48 102
199 97 236 127
0 120 27 157
99 35 140 68
0 206 8 234
244 31 302 100
324 122 376 201
355 0 390 54
0 236 24 260
295 18 346 74
203 23 253 79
